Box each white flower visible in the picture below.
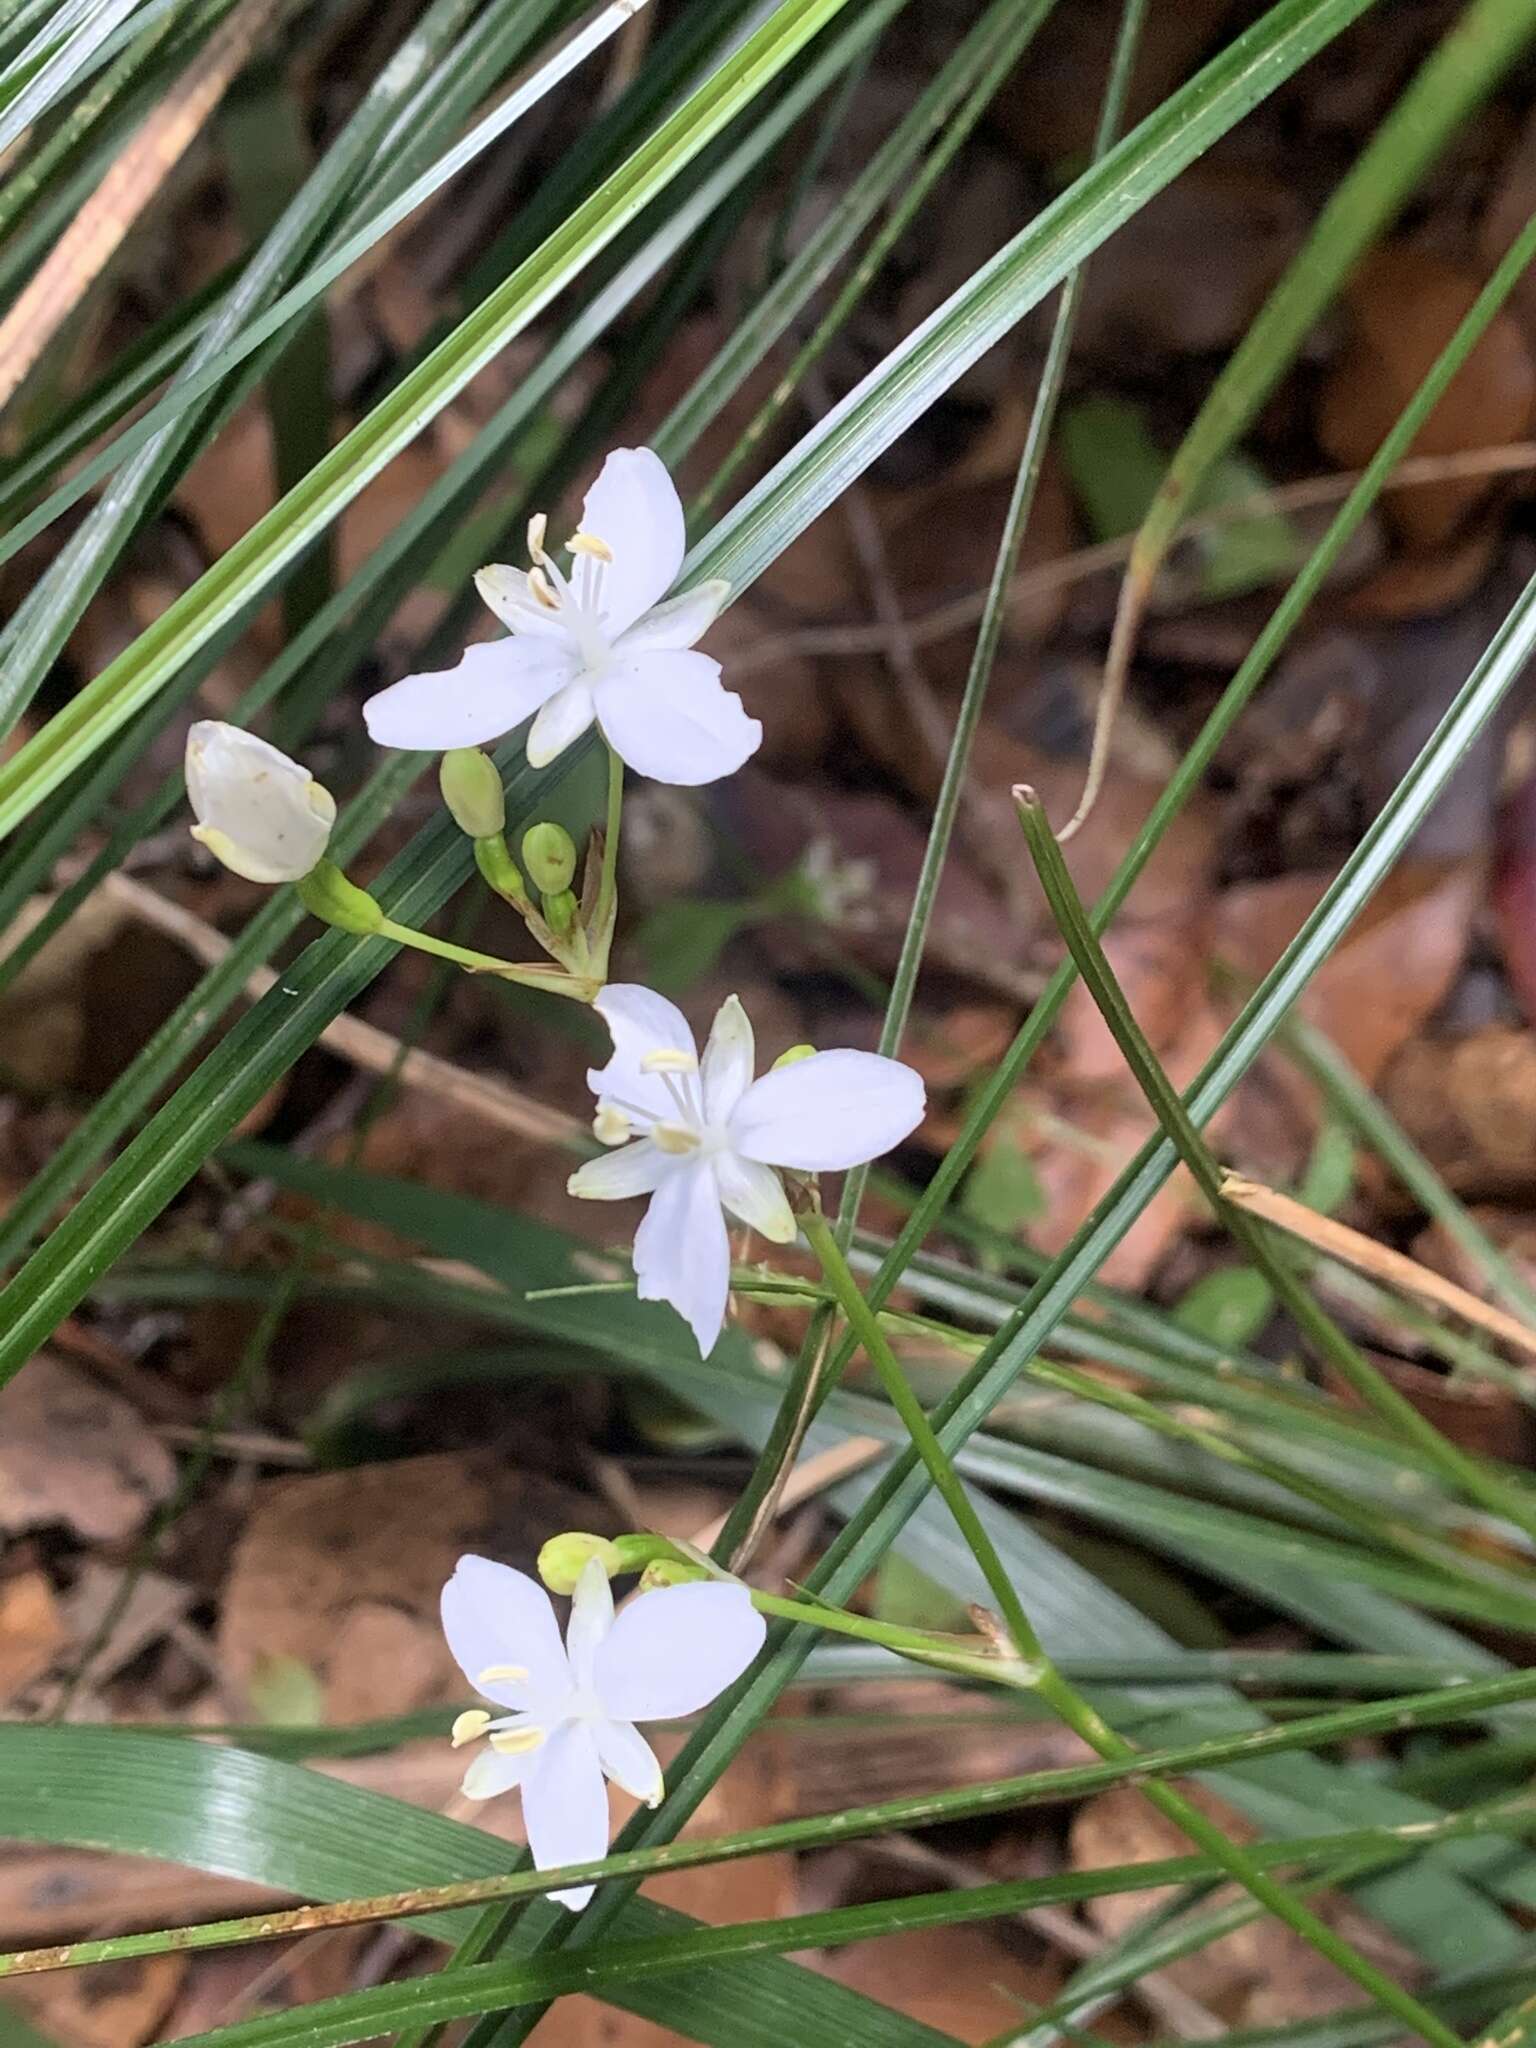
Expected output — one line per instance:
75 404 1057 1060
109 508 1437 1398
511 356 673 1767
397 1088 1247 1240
568 984 926 1355
362 448 760 786
184 721 336 883
442 1553 765 1909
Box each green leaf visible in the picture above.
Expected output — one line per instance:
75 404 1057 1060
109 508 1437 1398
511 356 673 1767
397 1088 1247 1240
0 1728 954 2048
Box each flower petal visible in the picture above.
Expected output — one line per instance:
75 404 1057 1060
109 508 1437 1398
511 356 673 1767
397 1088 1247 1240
594 651 761 787
522 1723 610 1910
729 1050 925 1172
713 1151 795 1243
592 1716 663 1805
526 679 597 768
700 994 754 1123
364 638 578 751
474 564 570 638
441 1555 570 1711
565 1556 613 1690
588 984 699 1124
613 578 728 654
460 1743 546 1801
567 1140 673 1202
593 1582 766 1722
633 1162 730 1356
185 722 335 884
577 447 685 637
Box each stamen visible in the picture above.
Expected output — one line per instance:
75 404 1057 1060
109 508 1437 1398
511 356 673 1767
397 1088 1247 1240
641 1048 699 1074
489 1726 547 1755
657 1067 704 1127
652 1122 702 1156
476 1663 530 1686
569 531 614 563
528 566 560 610
526 511 548 562
451 1709 492 1748
594 1104 631 1146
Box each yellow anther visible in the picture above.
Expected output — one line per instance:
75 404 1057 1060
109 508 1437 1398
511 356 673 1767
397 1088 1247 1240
594 1104 631 1146
451 1709 491 1749
526 511 548 562
476 1663 530 1687
528 565 560 610
489 1726 547 1755
641 1048 698 1074
569 531 614 563
652 1122 701 1156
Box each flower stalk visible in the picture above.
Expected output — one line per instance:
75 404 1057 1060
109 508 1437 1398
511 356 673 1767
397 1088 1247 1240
796 1198 1466 2048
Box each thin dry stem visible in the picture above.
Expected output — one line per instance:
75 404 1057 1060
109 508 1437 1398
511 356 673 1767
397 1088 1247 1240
1220 1171 1536 1368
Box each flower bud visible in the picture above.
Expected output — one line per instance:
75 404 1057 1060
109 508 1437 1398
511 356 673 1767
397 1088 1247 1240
474 834 526 904
542 887 577 937
295 859 385 936
638 1557 710 1591
439 748 505 839
185 721 335 884
537 1532 623 1595
771 1043 816 1071
521 822 577 895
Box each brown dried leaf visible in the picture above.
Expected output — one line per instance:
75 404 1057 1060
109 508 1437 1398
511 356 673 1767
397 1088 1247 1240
1318 244 1536 550
3 1954 187 2048
0 1354 174 1543
1216 859 1479 1086
1073 1783 1421 2022
0 1572 65 1705
217 1453 598 1716
1381 1026 1536 1201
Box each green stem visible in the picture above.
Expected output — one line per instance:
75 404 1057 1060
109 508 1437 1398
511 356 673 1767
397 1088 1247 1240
371 917 597 1001
799 1206 1046 1665
588 742 623 970
1015 789 1536 1551
711 0 1147 1576
5 1789 1532 1988
800 1204 1468 2048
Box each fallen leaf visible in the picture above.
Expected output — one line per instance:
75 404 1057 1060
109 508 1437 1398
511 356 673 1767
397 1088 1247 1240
0 1354 174 1543
1318 244 1536 550
217 1452 600 1716
3 1954 187 2048
0 1572 65 1705
816 1924 1062 2044
1215 859 1480 1086
1381 1027 1536 1200
1493 759 1536 1023
1073 1782 1421 2022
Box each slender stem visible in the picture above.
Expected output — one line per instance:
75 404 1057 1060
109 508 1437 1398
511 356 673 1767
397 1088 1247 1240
800 1206 1046 1664
373 917 597 1001
1015 790 1536 1550
800 1204 1468 2048
1027 1356 1536 1624
4 1788 1531 1986
713 0 1150 1574
589 742 623 969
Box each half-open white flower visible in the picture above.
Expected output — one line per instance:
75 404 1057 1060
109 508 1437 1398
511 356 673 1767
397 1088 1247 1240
443 1553 765 1909
568 984 926 1354
185 721 336 883
363 448 760 786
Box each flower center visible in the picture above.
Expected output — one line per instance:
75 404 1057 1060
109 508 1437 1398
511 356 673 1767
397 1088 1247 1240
523 514 615 671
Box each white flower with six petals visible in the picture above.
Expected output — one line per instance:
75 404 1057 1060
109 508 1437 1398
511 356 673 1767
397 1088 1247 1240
443 1553 765 1908
363 448 760 785
569 984 926 1354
